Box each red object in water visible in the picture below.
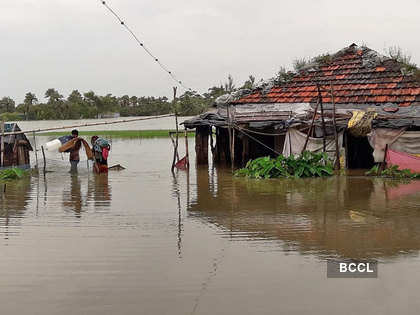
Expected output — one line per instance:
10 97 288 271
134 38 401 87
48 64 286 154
175 156 188 170
386 149 420 173
102 148 109 160
95 164 108 174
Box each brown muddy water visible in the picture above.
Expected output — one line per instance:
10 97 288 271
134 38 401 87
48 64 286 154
1 136 420 315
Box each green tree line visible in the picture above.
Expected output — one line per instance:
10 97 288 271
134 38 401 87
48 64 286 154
0 75 256 121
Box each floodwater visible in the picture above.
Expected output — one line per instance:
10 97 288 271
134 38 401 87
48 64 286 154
13 116 192 132
1 128 420 314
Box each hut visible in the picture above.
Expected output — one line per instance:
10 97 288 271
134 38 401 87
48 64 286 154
183 44 420 170
0 123 33 169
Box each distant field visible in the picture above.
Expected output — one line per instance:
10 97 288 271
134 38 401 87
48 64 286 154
39 129 195 139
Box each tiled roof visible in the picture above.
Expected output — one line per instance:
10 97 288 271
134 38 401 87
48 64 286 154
232 44 420 108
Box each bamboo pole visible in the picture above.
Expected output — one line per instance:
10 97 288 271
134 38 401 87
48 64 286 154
3 114 175 136
317 85 327 153
0 121 4 167
41 145 46 174
171 87 178 172
184 128 189 169
231 128 235 169
330 83 340 170
227 104 234 170
32 131 39 169
169 133 180 161
380 144 388 173
302 98 320 154
209 127 215 156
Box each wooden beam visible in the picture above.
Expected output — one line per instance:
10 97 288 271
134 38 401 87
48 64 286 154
171 87 178 172
330 83 341 170
195 126 209 165
0 121 4 167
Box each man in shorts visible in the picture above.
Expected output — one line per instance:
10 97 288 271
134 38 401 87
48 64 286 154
69 129 82 173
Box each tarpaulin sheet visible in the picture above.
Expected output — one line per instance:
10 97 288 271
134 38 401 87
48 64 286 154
368 128 420 162
386 149 420 173
282 128 343 159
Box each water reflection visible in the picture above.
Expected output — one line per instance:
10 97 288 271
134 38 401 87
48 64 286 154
62 174 84 217
88 173 112 208
0 178 32 239
171 173 184 258
189 167 420 261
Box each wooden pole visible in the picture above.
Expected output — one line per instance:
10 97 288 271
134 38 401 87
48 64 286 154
171 87 178 172
302 97 320 154
32 131 39 169
0 121 4 167
317 84 327 153
209 127 215 156
41 145 46 174
226 104 234 170
380 144 388 173
231 128 235 170
330 83 341 170
184 127 189 169
169 133 180 161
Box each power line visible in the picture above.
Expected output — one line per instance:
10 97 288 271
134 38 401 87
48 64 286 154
98 1 193 92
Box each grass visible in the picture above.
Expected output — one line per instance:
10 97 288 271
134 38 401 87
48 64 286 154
39 129 195 139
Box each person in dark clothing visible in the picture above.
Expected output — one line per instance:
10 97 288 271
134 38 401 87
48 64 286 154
69 129 82 172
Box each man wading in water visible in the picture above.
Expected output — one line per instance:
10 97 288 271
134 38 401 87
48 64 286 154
69 129 82 173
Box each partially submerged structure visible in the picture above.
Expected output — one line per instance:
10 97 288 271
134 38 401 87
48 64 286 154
0 123 33 169
184 44 420 169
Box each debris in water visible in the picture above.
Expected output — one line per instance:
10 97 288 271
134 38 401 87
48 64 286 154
108 164 126 171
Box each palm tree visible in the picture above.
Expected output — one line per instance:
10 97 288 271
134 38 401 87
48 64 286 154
23 92 38 120
224 75 236 93
45 88 63 104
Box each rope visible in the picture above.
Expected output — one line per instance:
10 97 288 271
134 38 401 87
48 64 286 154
234 125 286 137
4 114 174 136
232 124 282 156
99 1 192 91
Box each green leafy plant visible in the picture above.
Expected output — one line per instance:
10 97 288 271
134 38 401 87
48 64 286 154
366 164 420 179
0 168 28 181
235 151 334 179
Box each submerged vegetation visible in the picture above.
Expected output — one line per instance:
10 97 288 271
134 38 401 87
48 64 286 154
366 164 420 179
235 151 334 179
0 168 28 181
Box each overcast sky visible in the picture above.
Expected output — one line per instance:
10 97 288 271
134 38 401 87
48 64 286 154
1 0 419 103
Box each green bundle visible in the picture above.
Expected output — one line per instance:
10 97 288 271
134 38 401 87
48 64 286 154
0 168 27 181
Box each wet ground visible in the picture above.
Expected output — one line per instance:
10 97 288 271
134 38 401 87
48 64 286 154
1 136 420 314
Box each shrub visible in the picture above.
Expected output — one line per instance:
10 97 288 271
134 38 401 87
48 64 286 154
235 151 334 179
366 164 420 179
0 168 28 181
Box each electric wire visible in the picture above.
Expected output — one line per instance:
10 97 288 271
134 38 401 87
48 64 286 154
98 1 192 91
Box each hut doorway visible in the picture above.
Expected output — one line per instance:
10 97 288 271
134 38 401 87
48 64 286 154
345 132 375 169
